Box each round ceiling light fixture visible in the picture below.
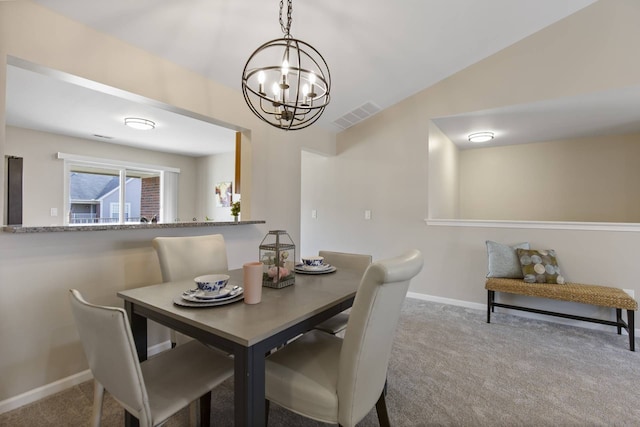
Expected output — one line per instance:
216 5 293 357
468 131 494 143
124 117 155 131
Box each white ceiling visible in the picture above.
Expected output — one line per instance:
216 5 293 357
433 85 640 150
6 64 238 157
6 0 609 155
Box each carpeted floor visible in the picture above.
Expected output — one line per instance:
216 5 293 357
1 298 638 426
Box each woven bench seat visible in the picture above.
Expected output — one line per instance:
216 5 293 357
485 277 637 351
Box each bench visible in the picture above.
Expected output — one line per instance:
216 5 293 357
485 277 638 351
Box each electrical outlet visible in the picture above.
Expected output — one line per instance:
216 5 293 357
50 208 58 217
364 210 372 220
311 209 317 219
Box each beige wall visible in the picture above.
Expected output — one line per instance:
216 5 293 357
0 1 335 403
196 151 236 222
427 122 459 219
6 126 201 226
459 133 640 222
302 0 640 326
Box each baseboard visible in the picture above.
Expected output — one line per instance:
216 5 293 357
406 291 640 337
148 339 172 357
0 369 93 415
0 340 173 415
407 291 486 310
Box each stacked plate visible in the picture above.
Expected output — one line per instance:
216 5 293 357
173 285 244 307
294 263 337 275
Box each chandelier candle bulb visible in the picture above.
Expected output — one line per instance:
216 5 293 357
241 0 331 130
258 71 265 94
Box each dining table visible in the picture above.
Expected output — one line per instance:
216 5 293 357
117 265 362 426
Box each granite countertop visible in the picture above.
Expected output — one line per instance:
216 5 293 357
2 220 265 233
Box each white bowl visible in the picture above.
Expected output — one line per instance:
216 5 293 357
194 274 230 294
301 256 324 267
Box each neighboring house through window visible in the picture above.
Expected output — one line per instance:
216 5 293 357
59 153 179 225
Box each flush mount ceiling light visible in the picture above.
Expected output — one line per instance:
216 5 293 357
124 117 155 131
468 131 494 143
241 0 331 131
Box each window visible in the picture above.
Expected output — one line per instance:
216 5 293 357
58 153 179 226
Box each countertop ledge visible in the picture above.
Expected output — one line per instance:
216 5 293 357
3 220 266 233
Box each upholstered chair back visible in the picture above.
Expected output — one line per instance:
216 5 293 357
337 249 423 426
318 250 372 275
152 234 228 281
69 289 153 426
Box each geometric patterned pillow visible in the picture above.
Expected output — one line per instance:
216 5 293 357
516 248 565 284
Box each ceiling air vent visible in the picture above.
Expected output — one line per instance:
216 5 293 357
332 102 381 130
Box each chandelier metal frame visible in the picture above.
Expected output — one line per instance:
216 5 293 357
241 0 331 131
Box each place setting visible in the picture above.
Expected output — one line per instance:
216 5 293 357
173 274 244 307
294 256 337 275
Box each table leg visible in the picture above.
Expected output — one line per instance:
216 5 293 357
234 344 266 426
124 301 147 427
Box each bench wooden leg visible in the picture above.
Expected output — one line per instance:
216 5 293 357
628 310 635 352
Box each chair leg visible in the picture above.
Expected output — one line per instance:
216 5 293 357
170 329 178 348
199 392 211 426
265 399 270 426
375 390 390 427
91 380 104 427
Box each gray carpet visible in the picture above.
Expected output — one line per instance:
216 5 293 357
2 298 638 426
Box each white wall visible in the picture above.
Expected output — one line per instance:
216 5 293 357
0 1 336 404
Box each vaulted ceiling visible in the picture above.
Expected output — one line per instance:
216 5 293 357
7 0 605 155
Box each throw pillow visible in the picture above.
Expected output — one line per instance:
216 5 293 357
486 240 530 278
516 248 565 284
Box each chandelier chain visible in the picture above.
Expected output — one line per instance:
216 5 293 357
279 0 292 37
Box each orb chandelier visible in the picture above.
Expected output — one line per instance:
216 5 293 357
241 0 331 131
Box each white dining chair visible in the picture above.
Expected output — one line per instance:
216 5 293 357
68 289 234 427
265 249 423 427
313 250 372 336
152 234 228 346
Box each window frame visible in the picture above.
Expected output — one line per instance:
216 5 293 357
58 152 180 226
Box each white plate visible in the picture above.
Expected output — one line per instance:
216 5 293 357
294 265 337 275
192 287 240 300
174 292 244 308
296 263 333 271
181 287 243 303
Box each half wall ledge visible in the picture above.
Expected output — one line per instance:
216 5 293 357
2 220 266 234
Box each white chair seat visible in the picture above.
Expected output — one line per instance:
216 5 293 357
142 340 233 425
266 330 343 423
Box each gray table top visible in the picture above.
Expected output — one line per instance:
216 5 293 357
118 267 361 346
